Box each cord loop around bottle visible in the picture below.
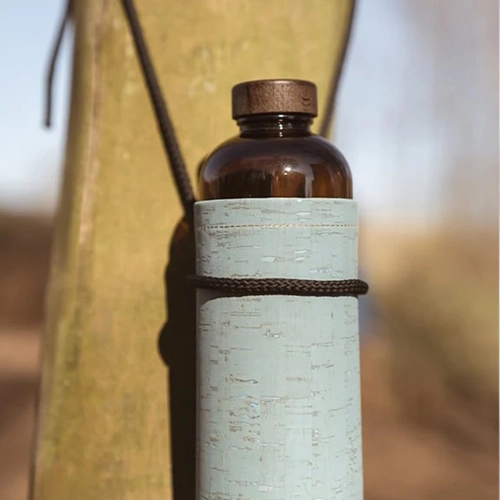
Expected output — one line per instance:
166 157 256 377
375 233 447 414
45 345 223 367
188 276 368 298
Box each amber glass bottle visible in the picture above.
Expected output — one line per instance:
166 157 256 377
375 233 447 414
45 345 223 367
198 79 352 200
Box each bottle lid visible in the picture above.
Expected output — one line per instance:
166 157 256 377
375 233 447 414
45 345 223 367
232 79 318 119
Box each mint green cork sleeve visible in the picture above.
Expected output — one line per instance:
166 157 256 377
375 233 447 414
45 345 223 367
194 198 363 500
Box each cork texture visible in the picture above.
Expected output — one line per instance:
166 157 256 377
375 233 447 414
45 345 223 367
195 198 363 499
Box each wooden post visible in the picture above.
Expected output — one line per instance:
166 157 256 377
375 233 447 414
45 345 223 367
31 1 353 498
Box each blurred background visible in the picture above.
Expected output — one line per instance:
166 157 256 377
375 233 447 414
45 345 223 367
0 0 497 499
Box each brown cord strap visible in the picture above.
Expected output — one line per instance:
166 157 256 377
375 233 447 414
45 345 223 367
188 276 368 298
43 1 367 300
44 0 73 128
121 0 196 218
318 0 357 138
44 0 358 206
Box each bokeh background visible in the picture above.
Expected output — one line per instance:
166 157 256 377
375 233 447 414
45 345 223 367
0 0 497 499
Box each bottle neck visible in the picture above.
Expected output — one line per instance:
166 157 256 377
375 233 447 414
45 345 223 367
236 113 313 138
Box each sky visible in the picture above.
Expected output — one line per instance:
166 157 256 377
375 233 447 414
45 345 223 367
0 0 497 224
336 0 497 225
0 0 72 213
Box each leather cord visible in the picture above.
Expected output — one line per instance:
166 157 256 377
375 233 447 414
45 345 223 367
44 0 358 214
121 0 196 218
318 0 357 138
44 0 73 128
189 276 368 298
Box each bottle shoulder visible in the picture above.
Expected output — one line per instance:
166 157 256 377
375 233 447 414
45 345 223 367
201 134 351 174
198 133 352 199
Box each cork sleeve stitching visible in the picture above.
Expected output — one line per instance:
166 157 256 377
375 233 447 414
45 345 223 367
197 223 357 229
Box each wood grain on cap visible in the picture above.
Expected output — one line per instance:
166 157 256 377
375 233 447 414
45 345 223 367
232 79 318 118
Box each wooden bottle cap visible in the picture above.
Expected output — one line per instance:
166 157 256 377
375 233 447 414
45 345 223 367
232 79 318 119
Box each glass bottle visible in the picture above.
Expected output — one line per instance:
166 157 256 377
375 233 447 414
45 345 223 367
198 79 352 200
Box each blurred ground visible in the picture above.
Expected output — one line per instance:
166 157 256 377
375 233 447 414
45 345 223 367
0 213 497 499
0 213 51 500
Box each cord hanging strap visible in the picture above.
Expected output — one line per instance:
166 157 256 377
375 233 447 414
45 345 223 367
319 0 357 138
44 0 73 128
44 0 357 209
45 0 195 217
121 0 196 217
44 0 365 300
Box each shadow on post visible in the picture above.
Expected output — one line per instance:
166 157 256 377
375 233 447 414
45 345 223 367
158 218 196 500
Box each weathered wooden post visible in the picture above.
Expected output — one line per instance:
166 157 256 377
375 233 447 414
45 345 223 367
31 1 355 499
